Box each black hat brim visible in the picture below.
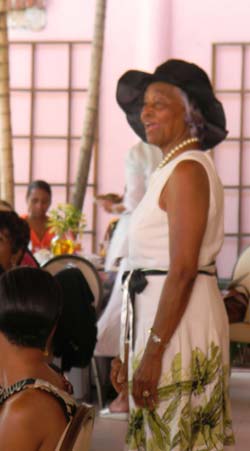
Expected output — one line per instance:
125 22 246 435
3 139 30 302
116 62 228 150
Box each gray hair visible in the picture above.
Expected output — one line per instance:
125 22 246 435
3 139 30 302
177 88 205 142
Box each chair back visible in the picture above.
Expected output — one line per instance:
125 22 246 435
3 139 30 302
42 254 103 315
230 245 250 322
56 403 95 451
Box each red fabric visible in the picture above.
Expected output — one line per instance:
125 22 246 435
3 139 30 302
20 251 39 268
22 215 55 253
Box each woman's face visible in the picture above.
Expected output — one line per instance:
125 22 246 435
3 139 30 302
27 188 51 219
140 82 188 151
0 229 14 271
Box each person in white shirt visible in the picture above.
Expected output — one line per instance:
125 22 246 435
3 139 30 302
95 140 162 417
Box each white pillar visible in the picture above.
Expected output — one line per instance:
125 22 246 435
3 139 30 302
134 0 172 71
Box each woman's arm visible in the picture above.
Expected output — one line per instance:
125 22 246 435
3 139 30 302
102 198 126 214
132 160 210 409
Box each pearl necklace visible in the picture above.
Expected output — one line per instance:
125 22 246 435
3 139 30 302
157 137 199 169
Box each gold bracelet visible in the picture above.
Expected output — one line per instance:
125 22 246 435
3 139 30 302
149 327 168 348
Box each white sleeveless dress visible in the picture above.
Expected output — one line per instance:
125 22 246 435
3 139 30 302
124 150 235 451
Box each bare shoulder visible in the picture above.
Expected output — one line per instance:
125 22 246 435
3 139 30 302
0 388 67 450
171 158 209 182
167 158 209 195
160 159 209 211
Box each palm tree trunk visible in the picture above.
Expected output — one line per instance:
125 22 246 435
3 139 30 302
0 0 14 204
71 0 106 210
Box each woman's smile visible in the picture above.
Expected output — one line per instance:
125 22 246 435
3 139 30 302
140 82 187 150
144 121 160 134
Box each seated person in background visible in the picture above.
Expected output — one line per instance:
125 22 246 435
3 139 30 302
0 200 12 212
22 180 54 254
0 211 30 272
0 267 77 451
0 205 39 268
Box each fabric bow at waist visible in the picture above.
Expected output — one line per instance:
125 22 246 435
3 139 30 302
122 269 166 306
120 263 216 361
122 264 216 307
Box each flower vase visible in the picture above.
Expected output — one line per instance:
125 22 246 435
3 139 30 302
51 232 76 256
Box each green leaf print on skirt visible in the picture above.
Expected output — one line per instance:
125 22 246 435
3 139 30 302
127 342 234 450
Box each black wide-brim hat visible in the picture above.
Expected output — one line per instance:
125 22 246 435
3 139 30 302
116 59 228 150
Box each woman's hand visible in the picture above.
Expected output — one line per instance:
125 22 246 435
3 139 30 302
132 351 162 410
110 357 128 394
98 199 114 213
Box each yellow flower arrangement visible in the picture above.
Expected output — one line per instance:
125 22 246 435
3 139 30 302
47 203 86 255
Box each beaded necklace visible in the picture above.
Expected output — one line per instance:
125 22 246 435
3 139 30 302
157 137 199 169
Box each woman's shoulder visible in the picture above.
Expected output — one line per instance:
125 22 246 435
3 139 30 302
165 150 216 179
33 379 76 409
0 377 76 419
151 150 211 183
1 383 70 417
173 149 212 165
0 387 68 450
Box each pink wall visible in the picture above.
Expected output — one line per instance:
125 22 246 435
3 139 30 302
9 0 250 275
9 0 96 253
171 0 250 72
10 0 172 254
169 0 250 277
98 0 171 238
9 0 95 41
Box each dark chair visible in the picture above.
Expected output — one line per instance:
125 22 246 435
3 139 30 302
42 255 104 408
53 266 97 371
42 254 103 315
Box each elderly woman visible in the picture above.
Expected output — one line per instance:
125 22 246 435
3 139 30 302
112 60 235 450
0 267 76 450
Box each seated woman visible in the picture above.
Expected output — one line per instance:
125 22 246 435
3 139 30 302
0 205 39 268
0 267 77 451
22 180 55 254
1 211 96 373
0 211 30 272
